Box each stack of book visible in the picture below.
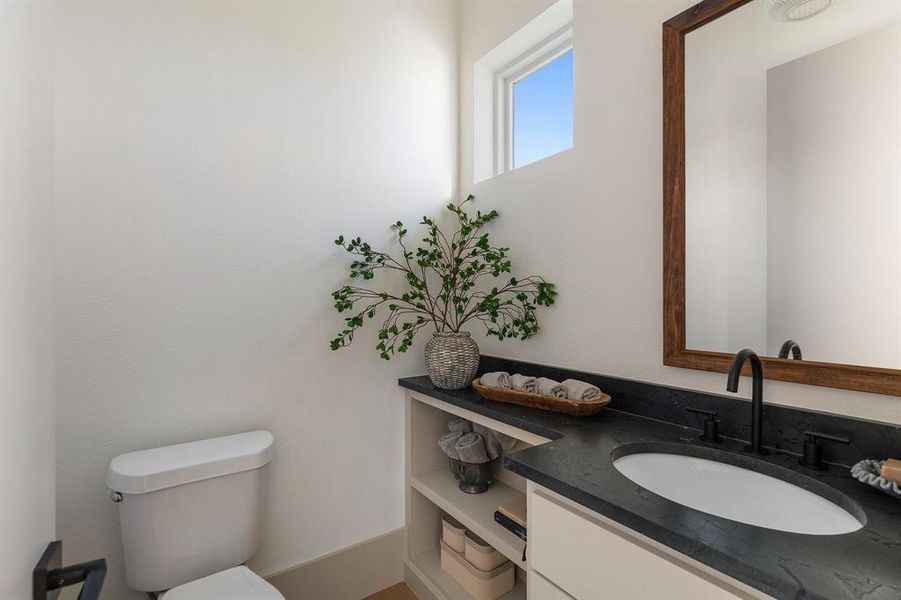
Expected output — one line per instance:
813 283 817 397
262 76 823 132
494 497 527 542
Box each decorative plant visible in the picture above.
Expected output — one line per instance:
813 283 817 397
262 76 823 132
329 195 557 359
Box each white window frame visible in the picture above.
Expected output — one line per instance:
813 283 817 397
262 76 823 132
472 0 573 184
495 26 574 173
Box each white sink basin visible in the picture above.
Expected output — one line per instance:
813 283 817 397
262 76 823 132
613 452 864 535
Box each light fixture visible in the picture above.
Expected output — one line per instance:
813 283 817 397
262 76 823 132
765 0 832 22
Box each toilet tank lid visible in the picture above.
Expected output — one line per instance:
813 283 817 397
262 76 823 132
107 431 274 494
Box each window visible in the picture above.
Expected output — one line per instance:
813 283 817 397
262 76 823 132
473 0 573 182
510 48 573 169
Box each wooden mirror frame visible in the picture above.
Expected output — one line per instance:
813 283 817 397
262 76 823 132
662 0 901 396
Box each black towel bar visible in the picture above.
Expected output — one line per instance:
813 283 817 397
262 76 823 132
33 540 106 600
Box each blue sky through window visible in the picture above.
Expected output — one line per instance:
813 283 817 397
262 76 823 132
512 49 573 169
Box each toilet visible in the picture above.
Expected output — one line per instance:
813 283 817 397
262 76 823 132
107 430 284 599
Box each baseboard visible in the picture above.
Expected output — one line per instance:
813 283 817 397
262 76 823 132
266 528 405 600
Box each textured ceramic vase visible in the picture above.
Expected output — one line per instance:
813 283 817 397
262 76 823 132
424 332 480 390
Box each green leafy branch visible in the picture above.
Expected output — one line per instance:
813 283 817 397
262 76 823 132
330 195 557 359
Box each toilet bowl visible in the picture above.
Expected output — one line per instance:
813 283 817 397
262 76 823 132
162 566 282 599
107 431 283 598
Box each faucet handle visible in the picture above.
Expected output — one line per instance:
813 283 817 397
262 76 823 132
800 431 850 470
686 407 722 443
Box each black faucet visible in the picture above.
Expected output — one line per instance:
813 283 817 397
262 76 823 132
778 339 802 360
727 349 768 455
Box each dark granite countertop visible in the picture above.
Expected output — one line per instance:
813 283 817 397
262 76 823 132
399 376 901 600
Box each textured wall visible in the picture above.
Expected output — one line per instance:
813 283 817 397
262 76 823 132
457 0 901 424
53 2 457 597
0 2 57 598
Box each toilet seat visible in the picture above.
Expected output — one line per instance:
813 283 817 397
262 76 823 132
161 566 284 600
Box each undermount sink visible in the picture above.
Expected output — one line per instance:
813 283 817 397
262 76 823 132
612 445 865 535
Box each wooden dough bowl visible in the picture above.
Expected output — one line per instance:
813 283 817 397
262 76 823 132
471 378 612 417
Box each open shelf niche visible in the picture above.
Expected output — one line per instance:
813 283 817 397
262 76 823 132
404 390 551 600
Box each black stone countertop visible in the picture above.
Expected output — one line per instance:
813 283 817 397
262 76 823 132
399 376 901 600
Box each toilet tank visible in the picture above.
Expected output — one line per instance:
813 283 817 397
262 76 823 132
107 431 274 593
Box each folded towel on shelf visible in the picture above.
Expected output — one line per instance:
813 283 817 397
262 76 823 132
563 379 603 401
473 423 518 460
438 432 463 460
511 374 538 394
455 432 490 464
447 417 473 433
536 377 566 398
480 371 512 389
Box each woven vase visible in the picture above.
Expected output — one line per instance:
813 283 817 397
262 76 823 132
424 332 480 390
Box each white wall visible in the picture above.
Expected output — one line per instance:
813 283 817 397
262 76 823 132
767 22 901 368
0 1 57 598
458 0 901 424
53 1 457 598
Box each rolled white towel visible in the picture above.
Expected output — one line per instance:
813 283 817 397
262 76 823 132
438 432 462 460
511 374 538 394
562 379 603 401
473 423 501 460
536 377 566 398
480 371 512 389
473 423 519 460
455 432 490 464
447 417 472 433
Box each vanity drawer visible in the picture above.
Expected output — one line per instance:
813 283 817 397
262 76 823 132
529 491 744 600
528 569 574 600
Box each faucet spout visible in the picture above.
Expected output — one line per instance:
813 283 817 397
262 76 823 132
777 339 803 360
727 349 767 455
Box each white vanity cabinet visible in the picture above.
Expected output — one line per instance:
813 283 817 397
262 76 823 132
403 389 767 600
528 570 573 600
526 484 766 600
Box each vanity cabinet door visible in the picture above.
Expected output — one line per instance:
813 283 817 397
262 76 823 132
529 491 744 600
529 569 574 600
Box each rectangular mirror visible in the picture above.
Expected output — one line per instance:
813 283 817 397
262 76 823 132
663 0 901 396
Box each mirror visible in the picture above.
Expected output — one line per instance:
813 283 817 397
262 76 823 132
663 0 901 395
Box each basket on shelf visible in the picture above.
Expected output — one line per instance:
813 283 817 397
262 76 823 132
471 378 612 417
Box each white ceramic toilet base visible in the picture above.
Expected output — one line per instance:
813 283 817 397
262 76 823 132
161 566 283 600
